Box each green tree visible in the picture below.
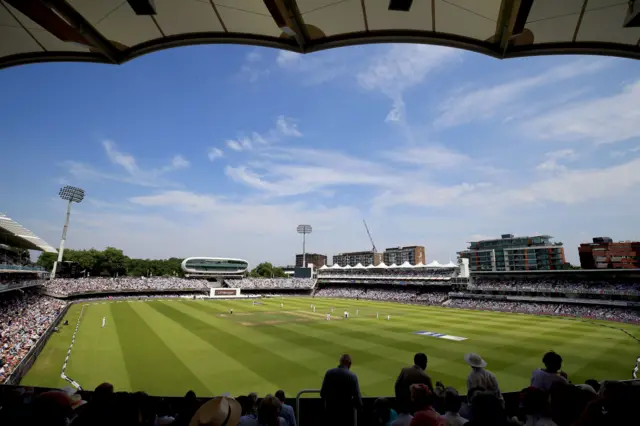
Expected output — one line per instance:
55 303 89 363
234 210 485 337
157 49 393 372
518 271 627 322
249 262 288 278
36 252 57 270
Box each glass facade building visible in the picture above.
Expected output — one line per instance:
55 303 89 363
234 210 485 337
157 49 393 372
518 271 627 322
458 234 566 272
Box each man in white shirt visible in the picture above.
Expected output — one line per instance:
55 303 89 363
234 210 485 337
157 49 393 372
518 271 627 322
530 351 568 391
344 311 348 319
327 313 331 321
464 353 501 399
102 317 106 328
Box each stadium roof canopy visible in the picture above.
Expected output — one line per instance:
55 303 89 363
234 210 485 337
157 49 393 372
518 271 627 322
0 214 57 253
1 0 639 71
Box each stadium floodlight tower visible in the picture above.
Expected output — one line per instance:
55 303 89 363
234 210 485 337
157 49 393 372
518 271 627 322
296 224 312 268
51 185 85 279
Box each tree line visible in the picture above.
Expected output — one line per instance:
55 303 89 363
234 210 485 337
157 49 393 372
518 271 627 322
36 248 289 278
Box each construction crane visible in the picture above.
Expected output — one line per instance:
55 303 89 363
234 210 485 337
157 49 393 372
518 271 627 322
363 219 377 253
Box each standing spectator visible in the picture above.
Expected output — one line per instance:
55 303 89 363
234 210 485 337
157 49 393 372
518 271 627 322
409 384 444 426
530 352 568 391
464 354 501 399
395 353 434 412
274 390 296 426
320 354 362 426
441 388 468 426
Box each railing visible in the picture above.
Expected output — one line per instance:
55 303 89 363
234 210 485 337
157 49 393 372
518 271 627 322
0 264 46 271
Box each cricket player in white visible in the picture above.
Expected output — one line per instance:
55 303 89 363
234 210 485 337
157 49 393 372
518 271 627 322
387 315 390 321
331 308 334 313
344 311 348 319
102 317 106 328
229 308 233 314
356 309 358 316
326 313 330 321
313 305 316 312
281 302 284 308
376 312 379 319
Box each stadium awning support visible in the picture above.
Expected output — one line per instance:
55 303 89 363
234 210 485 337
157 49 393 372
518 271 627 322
1 0 639 71
0 213 57 253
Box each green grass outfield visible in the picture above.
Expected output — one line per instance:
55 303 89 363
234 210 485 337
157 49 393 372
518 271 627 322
21 297 640 397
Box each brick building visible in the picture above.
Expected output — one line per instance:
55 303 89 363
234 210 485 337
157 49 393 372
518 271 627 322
295 253 327 268
383 246 426 265
578 237 640 269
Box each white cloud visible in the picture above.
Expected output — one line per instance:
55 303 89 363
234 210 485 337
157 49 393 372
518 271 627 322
387 146 470 170
435 59 611 128
168 155 190 170
276 50 300 67
208 148 224 161
535 149 576 173
526 80 640 144
358 45 460 95
226 139 250 151
275 116 302 137
246 50 261 63
65 140 188 187
275 49 351 85
510 158 640 204
358 45 460 122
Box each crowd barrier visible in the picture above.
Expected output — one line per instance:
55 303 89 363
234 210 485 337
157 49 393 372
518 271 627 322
3 303 71 385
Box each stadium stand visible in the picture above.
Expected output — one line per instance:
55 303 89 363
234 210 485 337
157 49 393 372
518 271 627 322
227 278 315 290
43 277 210 296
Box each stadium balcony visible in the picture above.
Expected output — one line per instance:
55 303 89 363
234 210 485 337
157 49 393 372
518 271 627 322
225 278 316 290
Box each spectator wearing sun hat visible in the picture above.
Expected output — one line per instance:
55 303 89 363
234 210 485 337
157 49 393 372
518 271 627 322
464 354 501 400
190 395 242 426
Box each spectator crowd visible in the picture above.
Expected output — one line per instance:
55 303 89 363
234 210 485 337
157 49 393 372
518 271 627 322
229 278 316 290
44 277 210 296
447 299 640 324
318 268 455 280
1 350 635 426
315 288 447 305
0 291 65 382
470 278 640 296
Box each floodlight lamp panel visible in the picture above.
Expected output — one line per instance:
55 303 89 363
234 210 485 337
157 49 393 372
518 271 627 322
297 224 312 234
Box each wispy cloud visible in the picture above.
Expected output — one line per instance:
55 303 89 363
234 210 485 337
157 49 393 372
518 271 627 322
222 116 302 154
207 147 224 161
358 45 461 122
64 140 188 188
526 80 640 144
240 49 270 83
434 59 611 128
535 149 577 173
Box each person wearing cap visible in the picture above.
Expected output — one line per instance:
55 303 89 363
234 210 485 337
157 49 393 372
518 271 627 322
395 353 434 413
464 353 501 399
190 395 242 426
320 354 362 426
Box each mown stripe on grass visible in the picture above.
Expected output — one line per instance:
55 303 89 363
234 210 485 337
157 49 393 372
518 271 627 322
148 300 322 394
111 301 210 396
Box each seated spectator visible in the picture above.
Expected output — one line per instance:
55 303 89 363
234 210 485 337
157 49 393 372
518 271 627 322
274 390 296 426
320 354 362 426
240 394 286 426
441 388 468 426
521 387 556 426
464 354 501 400
395 353 435 410
373 397 398 426
464 392 519 426
530 352 568 391
174 390 199 426
583 379 600 394
459 387 484 422
409 384 444 426
189 395 241 426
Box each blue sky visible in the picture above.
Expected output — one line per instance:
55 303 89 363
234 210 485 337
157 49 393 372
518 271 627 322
1 43 639 266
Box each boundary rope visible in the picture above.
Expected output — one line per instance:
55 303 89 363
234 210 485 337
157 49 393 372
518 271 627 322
60 304 87 390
